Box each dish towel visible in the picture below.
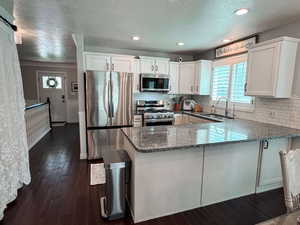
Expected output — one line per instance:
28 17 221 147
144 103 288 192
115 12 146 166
280 149 300 212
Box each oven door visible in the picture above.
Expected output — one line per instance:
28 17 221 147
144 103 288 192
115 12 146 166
140 74 170 92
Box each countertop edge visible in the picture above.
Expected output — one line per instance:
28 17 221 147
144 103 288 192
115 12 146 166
121 129 300 153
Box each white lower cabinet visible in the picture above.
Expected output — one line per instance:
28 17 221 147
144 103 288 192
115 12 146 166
201 141 260 206
256 138 289 193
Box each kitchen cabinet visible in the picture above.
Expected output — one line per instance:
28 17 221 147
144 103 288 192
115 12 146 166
139 56 170 74
194 60 212 95
256 138 289 193
133 115 143 127
246 37 299 98
84 53 110 71
179 62 196 94
111 55 133 72
84 52 135 72
175 114 211 125
178 61 212 95
169 62 179 94
132 59 140 93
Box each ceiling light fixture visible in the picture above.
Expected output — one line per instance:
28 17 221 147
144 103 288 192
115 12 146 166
234 8 249 16
223 39 231 43
177 42 184 46
132 36 140 41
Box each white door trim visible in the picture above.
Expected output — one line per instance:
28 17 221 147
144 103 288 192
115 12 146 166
36 70 68 121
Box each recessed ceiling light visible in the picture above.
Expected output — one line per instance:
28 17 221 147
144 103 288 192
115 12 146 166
234 8 249 16
132 36 140 41
223 39 231 43
177 42 184 46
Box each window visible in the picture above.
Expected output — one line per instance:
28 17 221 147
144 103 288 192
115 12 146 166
212 54 254 111
42 76 62 89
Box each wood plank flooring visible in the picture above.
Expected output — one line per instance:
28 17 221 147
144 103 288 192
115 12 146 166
1 124 287 225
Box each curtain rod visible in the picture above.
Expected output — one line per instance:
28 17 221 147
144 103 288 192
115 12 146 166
0 15 17 31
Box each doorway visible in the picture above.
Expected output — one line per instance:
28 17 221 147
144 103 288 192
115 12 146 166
37 71 67 123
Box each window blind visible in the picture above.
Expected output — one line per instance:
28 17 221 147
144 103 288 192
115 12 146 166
212 65 230 101
231 62 252 104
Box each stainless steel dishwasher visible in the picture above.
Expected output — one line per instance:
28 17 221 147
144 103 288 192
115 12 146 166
100 149 131 220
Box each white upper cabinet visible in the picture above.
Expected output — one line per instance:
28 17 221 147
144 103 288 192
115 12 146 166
139 56 170 74
84 53 110 71
246 37 299 98
194 60 212 95
111 56 133 72
140 58 156 73
84 52 135 72
169 62 179 94
178 62 196 94
156 59 170 74
132 59 140 93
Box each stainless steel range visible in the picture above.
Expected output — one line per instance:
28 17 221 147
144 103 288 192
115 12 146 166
136 100 174 126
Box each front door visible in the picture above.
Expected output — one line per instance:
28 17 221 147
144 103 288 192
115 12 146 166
37 72 67 122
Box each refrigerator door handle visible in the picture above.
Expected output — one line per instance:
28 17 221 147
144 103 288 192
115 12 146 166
110 80 114 117
104 79 110 117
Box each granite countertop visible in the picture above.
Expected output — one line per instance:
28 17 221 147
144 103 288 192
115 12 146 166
121 117 300 153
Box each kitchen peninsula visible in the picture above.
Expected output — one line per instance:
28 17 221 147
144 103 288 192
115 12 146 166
121 115 300 223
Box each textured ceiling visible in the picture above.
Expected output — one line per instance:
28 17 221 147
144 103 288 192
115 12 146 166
14 0 300 63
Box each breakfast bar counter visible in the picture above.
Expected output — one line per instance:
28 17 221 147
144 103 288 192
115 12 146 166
121 117 300 223
121 118 300 152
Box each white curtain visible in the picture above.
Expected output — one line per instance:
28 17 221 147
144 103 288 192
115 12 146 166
0 21 31 220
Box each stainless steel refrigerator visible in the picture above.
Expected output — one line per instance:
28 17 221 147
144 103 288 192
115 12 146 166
85 71 133 160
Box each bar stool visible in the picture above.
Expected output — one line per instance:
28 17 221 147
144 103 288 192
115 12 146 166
279 149 300 213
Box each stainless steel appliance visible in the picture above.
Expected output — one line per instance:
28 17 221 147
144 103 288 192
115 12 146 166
85 71 133 159
136 100 174 126
100 149 131 220
140 74 170 92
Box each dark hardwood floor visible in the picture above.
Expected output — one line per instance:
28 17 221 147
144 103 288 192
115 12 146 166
1 124 286 225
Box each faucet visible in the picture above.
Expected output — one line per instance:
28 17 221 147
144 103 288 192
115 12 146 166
213 96 229 117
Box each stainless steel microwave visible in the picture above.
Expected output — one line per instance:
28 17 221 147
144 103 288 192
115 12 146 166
140 74 170 92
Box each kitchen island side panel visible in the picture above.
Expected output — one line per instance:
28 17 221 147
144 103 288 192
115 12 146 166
133 147 204 223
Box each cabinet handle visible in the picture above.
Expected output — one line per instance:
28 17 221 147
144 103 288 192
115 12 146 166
244 83 247 93
106 63 109 71
112 64 114 71
155 65 158 72
151 65 154 71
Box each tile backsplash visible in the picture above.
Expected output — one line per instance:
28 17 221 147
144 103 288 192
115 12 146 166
193 96 300 129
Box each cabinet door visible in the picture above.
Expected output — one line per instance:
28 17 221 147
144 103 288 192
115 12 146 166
195 60 212 95
179 62 196 94
155 59 169 74
169 62 179 94
111 56 133 72
85 54 110 71
246 43 280 97
256 138 289 193
132 59 140 93
140 59 155 74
